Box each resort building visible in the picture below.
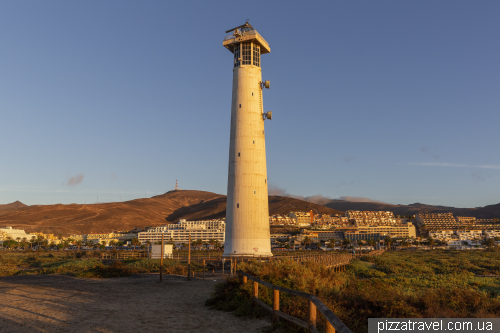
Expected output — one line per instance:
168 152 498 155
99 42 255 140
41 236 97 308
138 219 225 246
289 212 314 227
429 230 454 241
0 226 34 242
416 213 459 230
357 223 416 238
346 211 398 226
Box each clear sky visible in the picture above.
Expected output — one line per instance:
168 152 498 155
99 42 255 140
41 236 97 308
1 1 499 208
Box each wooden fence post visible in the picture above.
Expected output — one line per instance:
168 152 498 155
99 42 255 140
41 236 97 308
203 259 205 280
308 299 317 333
243 275 247 284
253 281 258 299
273 289 280 322
326 320 336 333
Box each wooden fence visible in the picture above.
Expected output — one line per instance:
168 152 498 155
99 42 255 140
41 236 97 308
238 271 351 333
235 249 386 333
100 252 149 260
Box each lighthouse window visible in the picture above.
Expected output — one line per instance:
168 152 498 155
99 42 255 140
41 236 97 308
253 140 255 144
253 44 260 67
254 191 256 194
242 43 251 65
238 152 240 157
234 44 240 68
237 203 239 208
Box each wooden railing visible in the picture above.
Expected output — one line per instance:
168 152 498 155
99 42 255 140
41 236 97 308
238 271 352 333
101 252 149 260
235 250 385 333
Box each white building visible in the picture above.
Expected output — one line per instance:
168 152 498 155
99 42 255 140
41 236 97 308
429 230 454 241
138 219 225 246
483 230 500 240
0 226 34 242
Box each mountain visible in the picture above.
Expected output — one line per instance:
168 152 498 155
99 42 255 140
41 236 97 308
324 200 500 219
0 201 28 212
0 191 223 236
0 190 343 236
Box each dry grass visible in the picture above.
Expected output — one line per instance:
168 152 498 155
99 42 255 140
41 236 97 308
206 250 500 333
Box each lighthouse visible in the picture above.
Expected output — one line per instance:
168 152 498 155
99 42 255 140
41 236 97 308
222 22 273 257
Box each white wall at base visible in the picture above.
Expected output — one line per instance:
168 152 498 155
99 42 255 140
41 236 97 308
151 244 173 259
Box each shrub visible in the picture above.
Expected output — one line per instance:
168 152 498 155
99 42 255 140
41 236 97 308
207 251 500 333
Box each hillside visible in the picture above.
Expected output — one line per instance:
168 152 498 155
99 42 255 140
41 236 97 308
0 201 27 212
0 190 343 236
324 200 500 219
0 190 223 236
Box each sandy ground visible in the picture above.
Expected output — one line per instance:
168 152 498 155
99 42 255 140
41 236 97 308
0 274 269 333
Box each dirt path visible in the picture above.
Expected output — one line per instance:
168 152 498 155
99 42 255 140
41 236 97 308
0 274 269 333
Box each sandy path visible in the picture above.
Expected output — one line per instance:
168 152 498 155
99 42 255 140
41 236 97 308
0 274 269 333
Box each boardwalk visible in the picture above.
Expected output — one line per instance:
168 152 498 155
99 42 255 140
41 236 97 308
0 274 269 333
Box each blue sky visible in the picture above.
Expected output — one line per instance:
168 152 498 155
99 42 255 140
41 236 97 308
1 1 499 208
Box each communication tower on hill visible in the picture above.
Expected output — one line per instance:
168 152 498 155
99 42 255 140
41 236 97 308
222 22 273 257
175 180 179 191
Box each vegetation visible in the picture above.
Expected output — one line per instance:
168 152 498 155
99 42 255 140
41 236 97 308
206 250 500 333
0 251 201 278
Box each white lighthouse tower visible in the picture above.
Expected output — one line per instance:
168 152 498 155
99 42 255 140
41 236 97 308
222 22 273 257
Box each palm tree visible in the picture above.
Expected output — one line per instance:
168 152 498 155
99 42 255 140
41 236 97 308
131 238 140 250
16 237 21 250
30 236 36 249
302 236 312 248
401 239 409 249
383 237 393 250
75 240 82 250
37 235 44 249
342 239 351 250
109 240 117 249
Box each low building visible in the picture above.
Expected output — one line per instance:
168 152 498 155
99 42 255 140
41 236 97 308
346 210 398 226
289 212 313 227
71 232 137 245
429 230 454 241
357 222 416 238
138 219 225 246
0 226 34 242
300 230 346 242
416 213 459 230
344 232 384 241
484 230 500 239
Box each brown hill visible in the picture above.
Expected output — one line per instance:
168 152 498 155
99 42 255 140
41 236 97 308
165 195 343 222
0 201 27 212
0 190 343 236
0 190 223 236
